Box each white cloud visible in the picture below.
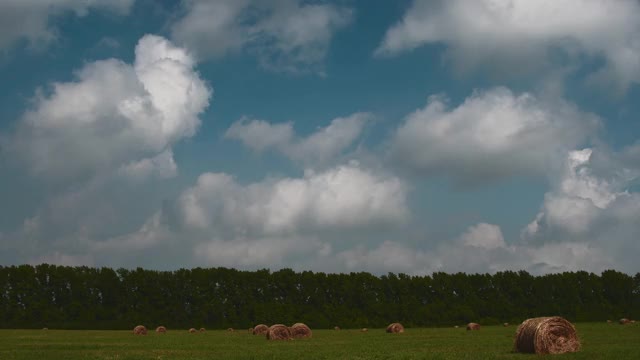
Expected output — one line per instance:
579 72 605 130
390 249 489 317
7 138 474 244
178 161 408 235
171 0 352 73
225 112 370 166
376 0 640 92
389 87 598 184
459 223 505 249
118 149 178 181
7 34 210 181
0 0 134 51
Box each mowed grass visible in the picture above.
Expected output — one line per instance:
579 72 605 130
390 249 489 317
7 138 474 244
0 323 638 359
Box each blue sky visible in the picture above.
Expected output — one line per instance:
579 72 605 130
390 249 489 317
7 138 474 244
0 0 639 275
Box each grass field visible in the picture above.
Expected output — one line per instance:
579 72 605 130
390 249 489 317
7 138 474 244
0 323 638 359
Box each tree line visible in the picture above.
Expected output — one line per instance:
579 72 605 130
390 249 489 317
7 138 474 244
0 264 638 329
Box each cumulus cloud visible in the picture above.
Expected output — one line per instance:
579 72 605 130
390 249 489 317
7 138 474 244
97 161 408 268
171 0 352 73
376 0 640 92
6 34 210 182
521 148 640 273
225 112 370 166
389 87 599 184
0 0 133 51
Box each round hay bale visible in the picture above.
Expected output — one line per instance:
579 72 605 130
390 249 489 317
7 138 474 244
227 327 234 332
156 326 167 333
188 328 197 333
199 327 206 332
266 324 292 340
454 325 459 328
386 323 404 333
133 325 147 335
334 326 340 331
631 320 636 324
619 318 630 325
361 328 368 332
466 323 480 331
253 324 269 335
42 327 48 330
514 316 580 354
503 323 510 327
290 323 312 339
606 320 612 324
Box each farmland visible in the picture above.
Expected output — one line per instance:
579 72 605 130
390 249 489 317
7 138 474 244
1 323 638 359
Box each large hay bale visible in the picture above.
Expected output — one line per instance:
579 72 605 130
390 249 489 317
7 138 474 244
290 323 312 339
266 324 292 340
133 325 147 335
503 323 509 327
156 326 167 333
514 316 580 354
361 328 368 332
466 323 480 331
386 323 404 333
253 324 269 335
188 328 197 333
227 327 234 332
619 318 630 325
334 326 340 331
199 327 206 332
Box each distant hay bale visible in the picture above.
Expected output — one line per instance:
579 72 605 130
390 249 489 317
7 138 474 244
466 323 480 331
156 326 167 333
248 327 254 333
290 323 312 339
188 328 197 333
334 326 340 330
607 320 612 324
631 320 636 324
42 327 48 330
514 316 580 354
199 328 206 332
227 327 234 332
133 325 147 335
266 324 292 340
253 324 269 335
503 323 509 327
361 328 368 332
619 318 630 325
386 323 404 333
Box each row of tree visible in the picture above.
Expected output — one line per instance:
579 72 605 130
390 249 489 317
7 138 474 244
0 264 638 329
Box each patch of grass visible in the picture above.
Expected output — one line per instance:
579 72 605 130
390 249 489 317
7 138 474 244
0 323 638 359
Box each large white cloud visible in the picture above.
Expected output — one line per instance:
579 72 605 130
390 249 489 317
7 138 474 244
0 0 133 51
92 161 408 268
376 0 640 92
225 112 370 166
171 0 352 73
7 34 211 182
389 87 599 184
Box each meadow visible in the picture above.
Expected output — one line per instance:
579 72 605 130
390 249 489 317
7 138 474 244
0 323 638 359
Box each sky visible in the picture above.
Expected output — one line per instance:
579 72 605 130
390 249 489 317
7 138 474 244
0 0 639 275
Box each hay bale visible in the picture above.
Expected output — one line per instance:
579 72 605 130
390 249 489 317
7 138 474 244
454 325 459 328
386 323 404 333
248 327 254 333
514 316 580 354
156 326 167 333
253 324 269 335
466 323 480 331
361 328 368 332
619 318 630 325
133 325 147 335
503 323 509 327
227 327 234 332
188 328 197 333
606 320 612 324
199 328 206 332
290 323 312 339
334 326 340 331
42 327 48 330
631 320 636 324
266 324 292 340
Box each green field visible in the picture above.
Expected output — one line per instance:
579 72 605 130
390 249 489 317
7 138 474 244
0 323 638 359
